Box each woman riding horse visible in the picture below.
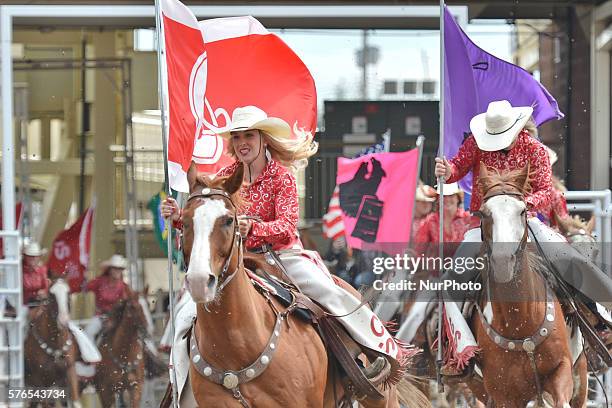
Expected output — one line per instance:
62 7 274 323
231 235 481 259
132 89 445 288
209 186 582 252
434 99 612 375
22 242 49 307
83 255 130 342
163 106 408 387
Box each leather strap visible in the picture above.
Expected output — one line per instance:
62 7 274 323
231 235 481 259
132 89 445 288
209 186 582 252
476 285 556 352
189 312 284 390
318 317 385 401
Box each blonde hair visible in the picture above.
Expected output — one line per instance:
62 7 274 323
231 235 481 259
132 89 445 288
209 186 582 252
227 129 319 173
524 116 538 138
552 175 567 192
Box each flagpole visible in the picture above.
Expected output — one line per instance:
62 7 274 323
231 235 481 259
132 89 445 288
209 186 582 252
154 1 179 406
436 0 446 393
409 136 425 241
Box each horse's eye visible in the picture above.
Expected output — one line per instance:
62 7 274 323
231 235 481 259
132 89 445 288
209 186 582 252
225 217 234 227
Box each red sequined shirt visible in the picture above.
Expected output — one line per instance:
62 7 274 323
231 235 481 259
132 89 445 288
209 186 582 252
23 262 49 305
447 131 553 213
216 160 300 251
85 276 130 315
543 188 569 227
414 209 474 245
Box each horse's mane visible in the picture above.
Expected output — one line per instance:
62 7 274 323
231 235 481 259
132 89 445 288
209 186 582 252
479 166 533 196
558 214 588 232
195 168 244 208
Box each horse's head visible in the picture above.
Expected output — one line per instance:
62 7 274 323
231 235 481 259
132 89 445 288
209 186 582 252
48 278 71 328
477 163 531 283
555 213 599 261
109 290 149 336
182 161 244 304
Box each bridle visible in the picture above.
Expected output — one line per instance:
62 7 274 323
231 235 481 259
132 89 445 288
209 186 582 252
184 187 243 295
474 184 529 268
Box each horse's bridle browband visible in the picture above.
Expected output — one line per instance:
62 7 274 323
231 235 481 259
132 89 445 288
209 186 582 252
186 188 242 294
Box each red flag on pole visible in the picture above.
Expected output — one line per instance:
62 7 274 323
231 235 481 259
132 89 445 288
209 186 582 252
161 0 317 192
46 206 95 293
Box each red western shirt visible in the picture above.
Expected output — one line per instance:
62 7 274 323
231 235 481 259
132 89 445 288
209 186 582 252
216 160 300 251
541 188 569 227
414 209 474 245
85 276 130 314
23 262 49 304
446 131 553 213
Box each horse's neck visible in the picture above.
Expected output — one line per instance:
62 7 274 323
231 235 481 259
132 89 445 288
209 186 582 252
195 265 276 370
34 306 61 342
487 253 548 336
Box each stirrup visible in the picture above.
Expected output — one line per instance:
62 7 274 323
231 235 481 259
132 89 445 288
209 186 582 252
362 356 390 385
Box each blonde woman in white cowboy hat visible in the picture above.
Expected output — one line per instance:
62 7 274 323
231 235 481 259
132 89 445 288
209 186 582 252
162 105 408 384
82 255 130 341
435 100 612 374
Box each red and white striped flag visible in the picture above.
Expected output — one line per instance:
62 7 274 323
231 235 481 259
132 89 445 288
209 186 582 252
322 186 344 240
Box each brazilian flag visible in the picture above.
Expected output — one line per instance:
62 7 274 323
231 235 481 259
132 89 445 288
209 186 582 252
147 190 181 264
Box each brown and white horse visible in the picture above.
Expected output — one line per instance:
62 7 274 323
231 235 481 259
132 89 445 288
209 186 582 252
468 164 587 408
94 291 148 407
179 162 429 408
24 278 82 407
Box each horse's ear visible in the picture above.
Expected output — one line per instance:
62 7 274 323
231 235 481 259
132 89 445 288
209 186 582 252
223 162 244 195
586 214 596 234
187 161 199 193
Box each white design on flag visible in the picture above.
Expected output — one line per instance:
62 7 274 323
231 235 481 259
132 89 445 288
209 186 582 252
188 51 228 164
322 137 389 240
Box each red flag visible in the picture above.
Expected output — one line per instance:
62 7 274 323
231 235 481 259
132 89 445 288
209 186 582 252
336 149 419 254
161 0 317 191
46 207 94 293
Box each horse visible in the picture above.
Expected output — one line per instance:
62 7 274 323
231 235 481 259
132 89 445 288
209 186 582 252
24 278 82 407
175 162 429 408
467 163 587 408
94 290 148 407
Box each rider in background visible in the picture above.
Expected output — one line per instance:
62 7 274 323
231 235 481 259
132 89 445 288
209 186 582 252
413 182 472 255
83 255 130 341
412 182 436 240
22 242 49 306
163 105 407 382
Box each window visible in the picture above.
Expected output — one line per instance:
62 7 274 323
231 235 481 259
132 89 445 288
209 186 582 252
383 80 398 95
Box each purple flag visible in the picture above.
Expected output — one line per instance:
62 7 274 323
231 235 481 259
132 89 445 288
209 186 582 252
443 7 563 192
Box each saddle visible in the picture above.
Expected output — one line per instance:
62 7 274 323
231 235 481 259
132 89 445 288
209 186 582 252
244 248 390 401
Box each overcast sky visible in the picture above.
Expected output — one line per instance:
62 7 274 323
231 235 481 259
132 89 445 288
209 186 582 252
272 21 513 101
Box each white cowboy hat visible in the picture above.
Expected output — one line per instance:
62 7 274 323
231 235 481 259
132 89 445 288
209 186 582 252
470 100 533 152
415 184 436 202
100 254 127 271
546 146 558 165
434 182 464 200
23 242 45 257
219 106 291 140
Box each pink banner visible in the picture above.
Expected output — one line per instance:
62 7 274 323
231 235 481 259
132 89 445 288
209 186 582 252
336 149 419 253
